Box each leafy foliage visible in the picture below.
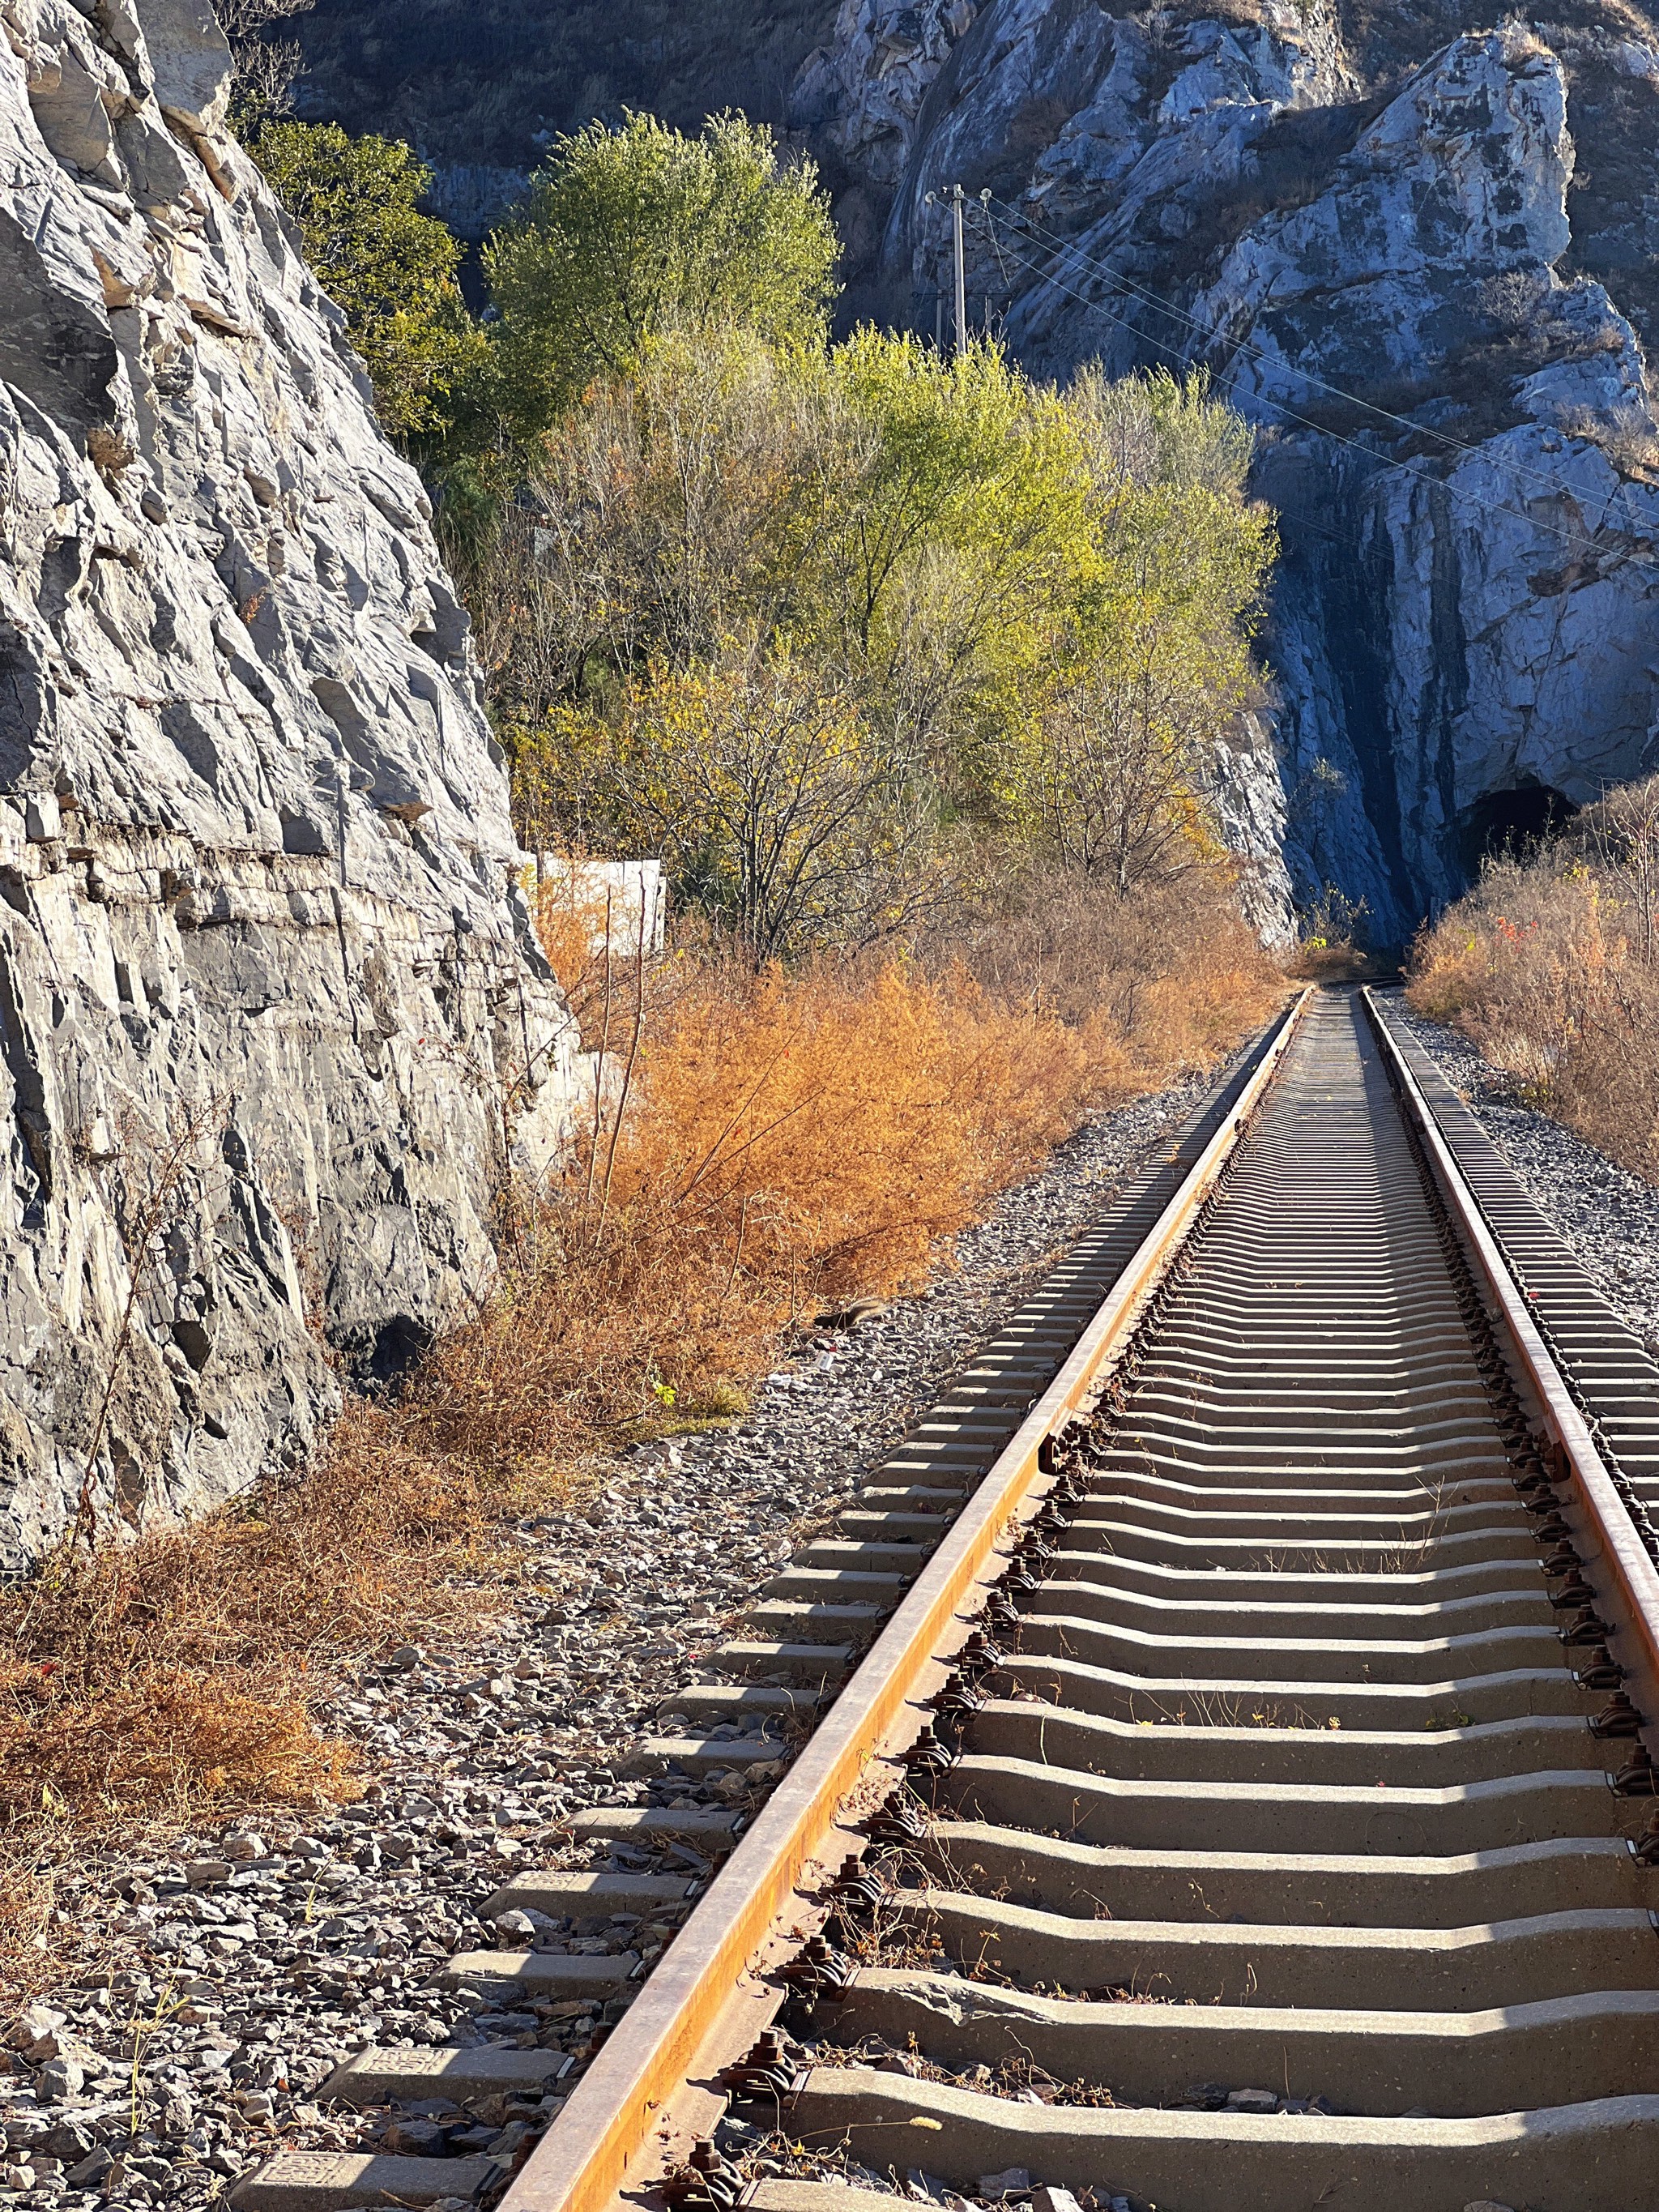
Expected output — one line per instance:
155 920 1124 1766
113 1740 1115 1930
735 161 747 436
483 323 1273 950
249 119 481 437
249 94 1275 958
536 640 944 961
1018 369 1276 890
481 111 840 443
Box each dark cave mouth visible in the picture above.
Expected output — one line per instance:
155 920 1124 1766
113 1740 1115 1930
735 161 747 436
1456 784 1578 880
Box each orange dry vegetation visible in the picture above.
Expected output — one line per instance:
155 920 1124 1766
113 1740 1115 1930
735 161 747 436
0 1427 481 1844
402 864 1281 1482
0 868 1281 1976
412 955 1102 1480
1409 823 1659 1181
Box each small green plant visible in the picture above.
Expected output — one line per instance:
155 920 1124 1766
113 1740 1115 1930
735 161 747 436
686 1379 749 1420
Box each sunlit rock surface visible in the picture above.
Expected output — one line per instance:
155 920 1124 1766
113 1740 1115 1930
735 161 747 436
0 0 578 1564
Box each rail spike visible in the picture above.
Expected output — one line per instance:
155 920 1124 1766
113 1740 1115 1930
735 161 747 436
661 2140 744 2212
864 1796 928 1846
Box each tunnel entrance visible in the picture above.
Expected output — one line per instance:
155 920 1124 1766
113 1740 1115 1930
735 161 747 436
1456 784 1578 880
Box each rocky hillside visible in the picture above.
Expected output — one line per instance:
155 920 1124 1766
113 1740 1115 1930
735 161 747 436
794 0 1659 937
0 0 580 1565
287 0 1659 939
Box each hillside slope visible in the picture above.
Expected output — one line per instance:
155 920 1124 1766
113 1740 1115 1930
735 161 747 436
800 0 1659 937
292 0 1659 939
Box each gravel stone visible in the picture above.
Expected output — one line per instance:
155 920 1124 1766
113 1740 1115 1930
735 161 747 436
0 1066 1235 2209
1397 1006 1659 1350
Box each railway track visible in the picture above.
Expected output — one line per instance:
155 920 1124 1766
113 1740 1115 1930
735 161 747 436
241 987 1659 2212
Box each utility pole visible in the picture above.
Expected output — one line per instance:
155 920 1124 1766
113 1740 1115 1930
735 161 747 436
924 181 979 359
949 183 966 360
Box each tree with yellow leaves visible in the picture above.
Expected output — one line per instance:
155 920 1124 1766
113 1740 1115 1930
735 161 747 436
539 638 943 963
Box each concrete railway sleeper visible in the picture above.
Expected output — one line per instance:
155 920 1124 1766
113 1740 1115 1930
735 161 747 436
237 989 1659 2212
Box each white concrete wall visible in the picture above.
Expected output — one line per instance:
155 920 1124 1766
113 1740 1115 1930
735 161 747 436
533 856 668 958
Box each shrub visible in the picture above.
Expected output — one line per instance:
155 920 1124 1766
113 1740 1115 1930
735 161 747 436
1409 784 1659 1180
249 120 481 437
481 111 839 443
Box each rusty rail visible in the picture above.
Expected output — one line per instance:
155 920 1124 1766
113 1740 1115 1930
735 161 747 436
501 987 1312 2212
1363 986 1659 1712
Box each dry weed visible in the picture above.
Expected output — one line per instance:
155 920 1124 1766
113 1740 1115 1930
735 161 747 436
0 1849 60 1999
1410 820 1659 1180
940 867 1284 1083
400 950 1108 1480
0 1410 523 1871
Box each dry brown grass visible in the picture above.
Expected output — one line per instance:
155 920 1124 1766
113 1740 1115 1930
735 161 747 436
1410 792 1659 1180
0 1421 510 1843
1 866 1281 1991
0 1852 56 1994
943 866 1285 1078
404 928 1135 1480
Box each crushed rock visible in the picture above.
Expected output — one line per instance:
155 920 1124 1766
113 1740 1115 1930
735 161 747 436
1397 1005 1659 1353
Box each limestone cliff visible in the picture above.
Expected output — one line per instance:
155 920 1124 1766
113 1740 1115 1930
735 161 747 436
0 0 579 1566
795 0 1659 940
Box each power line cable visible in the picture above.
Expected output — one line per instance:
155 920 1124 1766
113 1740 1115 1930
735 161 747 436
986 190 1648 518
978 209 1659 578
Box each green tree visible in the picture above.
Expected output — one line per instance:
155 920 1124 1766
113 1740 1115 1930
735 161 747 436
482 327 1274 926
470 327 834 733
816 331 1098 814
1019 369 1276 887
249 121 480 438
482 111 840 444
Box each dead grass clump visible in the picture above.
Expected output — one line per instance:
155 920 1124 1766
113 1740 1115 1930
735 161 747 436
0 1411 515 1851
942 867 1286 1086
1409 800 1659 1179
379 869 1285 1484
0 1851 57 1996
403 952 1104 1477
1283 886 1382 982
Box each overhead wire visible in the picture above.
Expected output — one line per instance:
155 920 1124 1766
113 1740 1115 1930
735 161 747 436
986 190 1633 508
972 203 1659 579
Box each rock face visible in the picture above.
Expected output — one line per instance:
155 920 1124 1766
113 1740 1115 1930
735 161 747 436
795 0 1659 940
791 0 981 187
0 0 579 1565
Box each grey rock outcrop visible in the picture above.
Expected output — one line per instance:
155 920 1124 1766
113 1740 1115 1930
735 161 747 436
0 0 579 1565
799 0 1659 941
417 161 527 241
791 0 980 188
1196 28 1659 929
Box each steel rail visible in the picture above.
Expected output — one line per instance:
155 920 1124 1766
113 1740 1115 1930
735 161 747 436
1363 986 1659 1709
500 986 1312 2212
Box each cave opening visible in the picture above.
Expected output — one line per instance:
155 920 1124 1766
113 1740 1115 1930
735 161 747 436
1456 784 1578 881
